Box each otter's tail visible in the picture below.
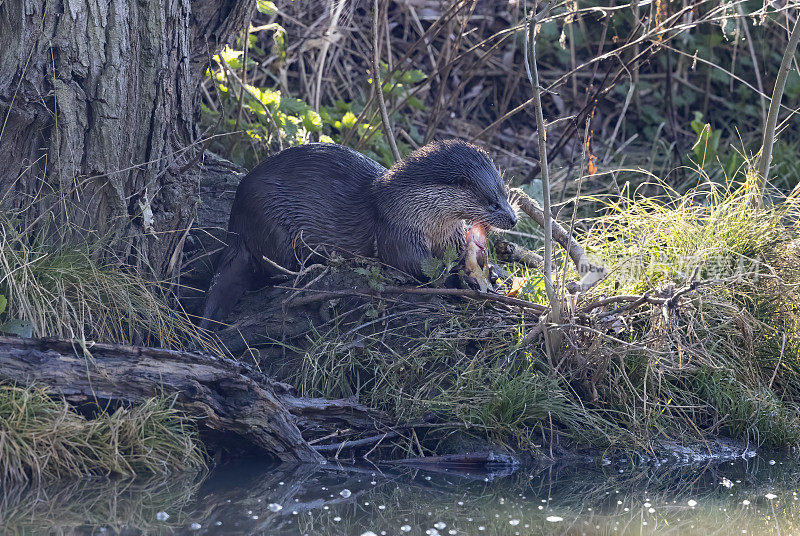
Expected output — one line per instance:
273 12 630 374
200 240 255 331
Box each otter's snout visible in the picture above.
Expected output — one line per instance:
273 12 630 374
487 203 517 230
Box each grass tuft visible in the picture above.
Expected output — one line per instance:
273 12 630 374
0 383 205 482
286 167 800 453
0 215 221 353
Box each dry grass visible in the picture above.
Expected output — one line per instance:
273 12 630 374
0 214 223 353
286 167 800 453
0 383 205 482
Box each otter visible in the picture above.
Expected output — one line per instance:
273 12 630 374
201 140 517 329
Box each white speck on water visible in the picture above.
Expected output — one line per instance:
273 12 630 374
687 500 698 507
648 508 656 513
251 515 258 520
722 478 734 488
340 489 352 498
333 517 342 522
425 476 432 481
478 526 485 531
644 502 651 508
766 493 778 500
426 529 440 536
292 511 298 515
770 460 776 465
400 526 411 533
434 522 446 529
247 510 252 515
546 516 564 522
361 532 378 536
743 500 751 505
378 505 386 510
509 519 520 526
538 505 543 510
268 503 282 512
189 523 201 530
156 512 169 521
279 481 284 485
215 521 222 526
458 501 464 506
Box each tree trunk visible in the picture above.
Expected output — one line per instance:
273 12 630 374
0 0 251 275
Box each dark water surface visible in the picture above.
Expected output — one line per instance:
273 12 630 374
4 455 800 535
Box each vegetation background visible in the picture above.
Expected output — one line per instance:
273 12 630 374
2 0 800 479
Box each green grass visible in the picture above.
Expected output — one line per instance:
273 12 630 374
0 383 205 482
287 167 800 454
0 216 221 482
0 215 221 352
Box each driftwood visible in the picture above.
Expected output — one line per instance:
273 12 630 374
0 336 388 462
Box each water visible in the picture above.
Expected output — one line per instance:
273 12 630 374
4 455 800 535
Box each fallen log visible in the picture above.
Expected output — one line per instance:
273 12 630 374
0 336 387 463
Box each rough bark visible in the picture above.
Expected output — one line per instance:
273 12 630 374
0 0 251 275
0 336 388 461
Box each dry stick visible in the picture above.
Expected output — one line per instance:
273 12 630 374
313 431 400 453
736 3 766 130
524 0 560 362
509 187 606 292
284 285 548 313
372 0 401 163
756 12 800 205
494 239 551 271
313 0 346 112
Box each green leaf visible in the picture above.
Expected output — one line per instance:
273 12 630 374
341 111 357 129
442 246 458 267
421 257 445 280
215 46 244 69
0 294 6 316
302 109 323 132
256 0 277 15
279 96 307 114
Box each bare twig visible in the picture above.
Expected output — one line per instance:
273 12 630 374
494 239 552 271
756 13 800 204
372 0 401 162
314 0 346 112
509 187 607 291
524 0 561 359
282 284 548 313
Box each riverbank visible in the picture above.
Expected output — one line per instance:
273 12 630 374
2 170 799 480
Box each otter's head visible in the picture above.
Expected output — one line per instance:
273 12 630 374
379 140 518 230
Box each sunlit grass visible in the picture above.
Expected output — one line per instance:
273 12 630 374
0 384 205 482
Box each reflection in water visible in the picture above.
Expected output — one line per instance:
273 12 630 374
3 456 800 535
